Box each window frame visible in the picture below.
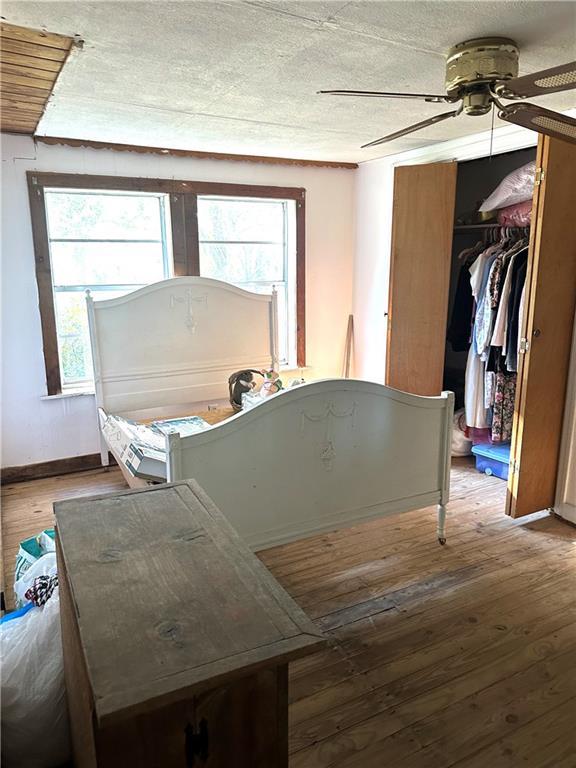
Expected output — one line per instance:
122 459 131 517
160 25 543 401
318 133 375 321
27 172 306 395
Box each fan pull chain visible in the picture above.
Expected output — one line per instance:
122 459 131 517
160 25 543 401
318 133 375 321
489 103 495 161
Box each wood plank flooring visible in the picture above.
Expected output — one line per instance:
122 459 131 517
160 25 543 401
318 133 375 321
2 458 575 766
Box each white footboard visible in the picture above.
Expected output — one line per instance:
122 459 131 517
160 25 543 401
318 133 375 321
166 380 454 549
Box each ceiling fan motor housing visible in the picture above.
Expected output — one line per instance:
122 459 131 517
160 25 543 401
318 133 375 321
446 37 519 109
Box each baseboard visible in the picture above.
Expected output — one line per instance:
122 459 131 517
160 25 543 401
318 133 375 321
1 453 117 485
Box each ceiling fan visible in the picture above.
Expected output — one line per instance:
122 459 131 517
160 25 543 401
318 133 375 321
319 38 576 148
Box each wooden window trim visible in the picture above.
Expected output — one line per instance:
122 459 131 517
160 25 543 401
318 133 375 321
27 171 306 395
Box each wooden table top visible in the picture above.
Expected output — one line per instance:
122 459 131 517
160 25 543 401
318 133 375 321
55 480 324 726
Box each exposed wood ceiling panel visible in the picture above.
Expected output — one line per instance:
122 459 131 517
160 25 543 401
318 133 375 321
0 22 74 135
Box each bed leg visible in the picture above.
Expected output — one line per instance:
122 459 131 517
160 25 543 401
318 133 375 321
437 504 447 545
99 433 110 468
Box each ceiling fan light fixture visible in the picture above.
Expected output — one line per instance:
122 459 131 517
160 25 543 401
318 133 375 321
462 89 492 116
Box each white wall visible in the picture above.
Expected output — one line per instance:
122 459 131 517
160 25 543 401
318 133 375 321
1 135 355 467
353 158 394 383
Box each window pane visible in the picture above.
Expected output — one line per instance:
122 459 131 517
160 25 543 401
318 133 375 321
55 288 140 384
60 335 88 383
222 281 288 364
199 243 284 283
45 192 163 240
198 198 285 242
54 292 91 383
51 242 166 286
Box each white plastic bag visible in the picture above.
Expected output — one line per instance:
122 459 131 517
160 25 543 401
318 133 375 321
1 590 71 768
479 161 536 211
13 552 57 609
452 408 472 457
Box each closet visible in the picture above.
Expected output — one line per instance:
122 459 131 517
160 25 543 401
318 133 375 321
444 147 535 483
386 136 576 520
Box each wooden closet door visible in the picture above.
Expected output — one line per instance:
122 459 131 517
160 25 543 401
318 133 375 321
507 137 576 518
386 162 457 395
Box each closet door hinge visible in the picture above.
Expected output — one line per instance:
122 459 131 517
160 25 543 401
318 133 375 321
510 459 520 475
519 338 530 354
535 168 546 186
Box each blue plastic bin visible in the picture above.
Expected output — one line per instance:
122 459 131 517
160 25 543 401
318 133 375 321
471 443 511 480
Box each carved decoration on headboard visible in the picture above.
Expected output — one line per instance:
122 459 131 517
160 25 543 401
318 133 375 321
170 290 207 333
300 401 357 471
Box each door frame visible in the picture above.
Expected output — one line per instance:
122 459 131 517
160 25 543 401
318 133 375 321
555 313 576 524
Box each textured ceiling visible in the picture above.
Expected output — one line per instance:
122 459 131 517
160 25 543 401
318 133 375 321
2 1 575 162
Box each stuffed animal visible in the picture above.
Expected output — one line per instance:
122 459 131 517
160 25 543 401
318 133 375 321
228 369 263 411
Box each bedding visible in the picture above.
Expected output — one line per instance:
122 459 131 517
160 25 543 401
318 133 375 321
101 404 236 482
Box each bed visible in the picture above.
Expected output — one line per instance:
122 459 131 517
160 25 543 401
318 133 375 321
87 277 454 547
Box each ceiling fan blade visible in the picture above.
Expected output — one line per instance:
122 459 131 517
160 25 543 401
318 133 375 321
496 61 576 99
498 102 576 145
361 108 461 149
318 89 450 104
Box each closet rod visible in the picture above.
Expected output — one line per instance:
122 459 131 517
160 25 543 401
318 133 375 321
454 223 530 232
454 223 501 230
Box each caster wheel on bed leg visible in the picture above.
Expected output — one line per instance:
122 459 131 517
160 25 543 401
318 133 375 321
437 504 447 547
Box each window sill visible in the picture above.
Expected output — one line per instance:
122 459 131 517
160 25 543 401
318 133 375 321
41 388 95 401
279 364 312 375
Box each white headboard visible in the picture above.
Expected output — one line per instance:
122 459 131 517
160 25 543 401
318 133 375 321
86 277 278 413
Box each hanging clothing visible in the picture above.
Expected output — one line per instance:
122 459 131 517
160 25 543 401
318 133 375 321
466 243 503 428
447 243 483 352
463 229 529 437
465 342 489 428
491 371 517 443
506 256 528 372
475 254 500 359
491 251 518 348
485 242 526 349
517 282 528 359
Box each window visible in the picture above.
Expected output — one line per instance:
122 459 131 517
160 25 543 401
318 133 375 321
28 173 305 395
197 196 296 365
43 190 172 388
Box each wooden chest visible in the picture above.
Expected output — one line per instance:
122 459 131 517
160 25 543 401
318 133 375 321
55 480 324 767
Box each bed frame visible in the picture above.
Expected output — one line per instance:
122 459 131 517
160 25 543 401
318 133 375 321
166 379 454 548
87 278 453 548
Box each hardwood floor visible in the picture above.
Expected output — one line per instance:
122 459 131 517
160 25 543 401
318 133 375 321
1 468 126 605
2 459 575 766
